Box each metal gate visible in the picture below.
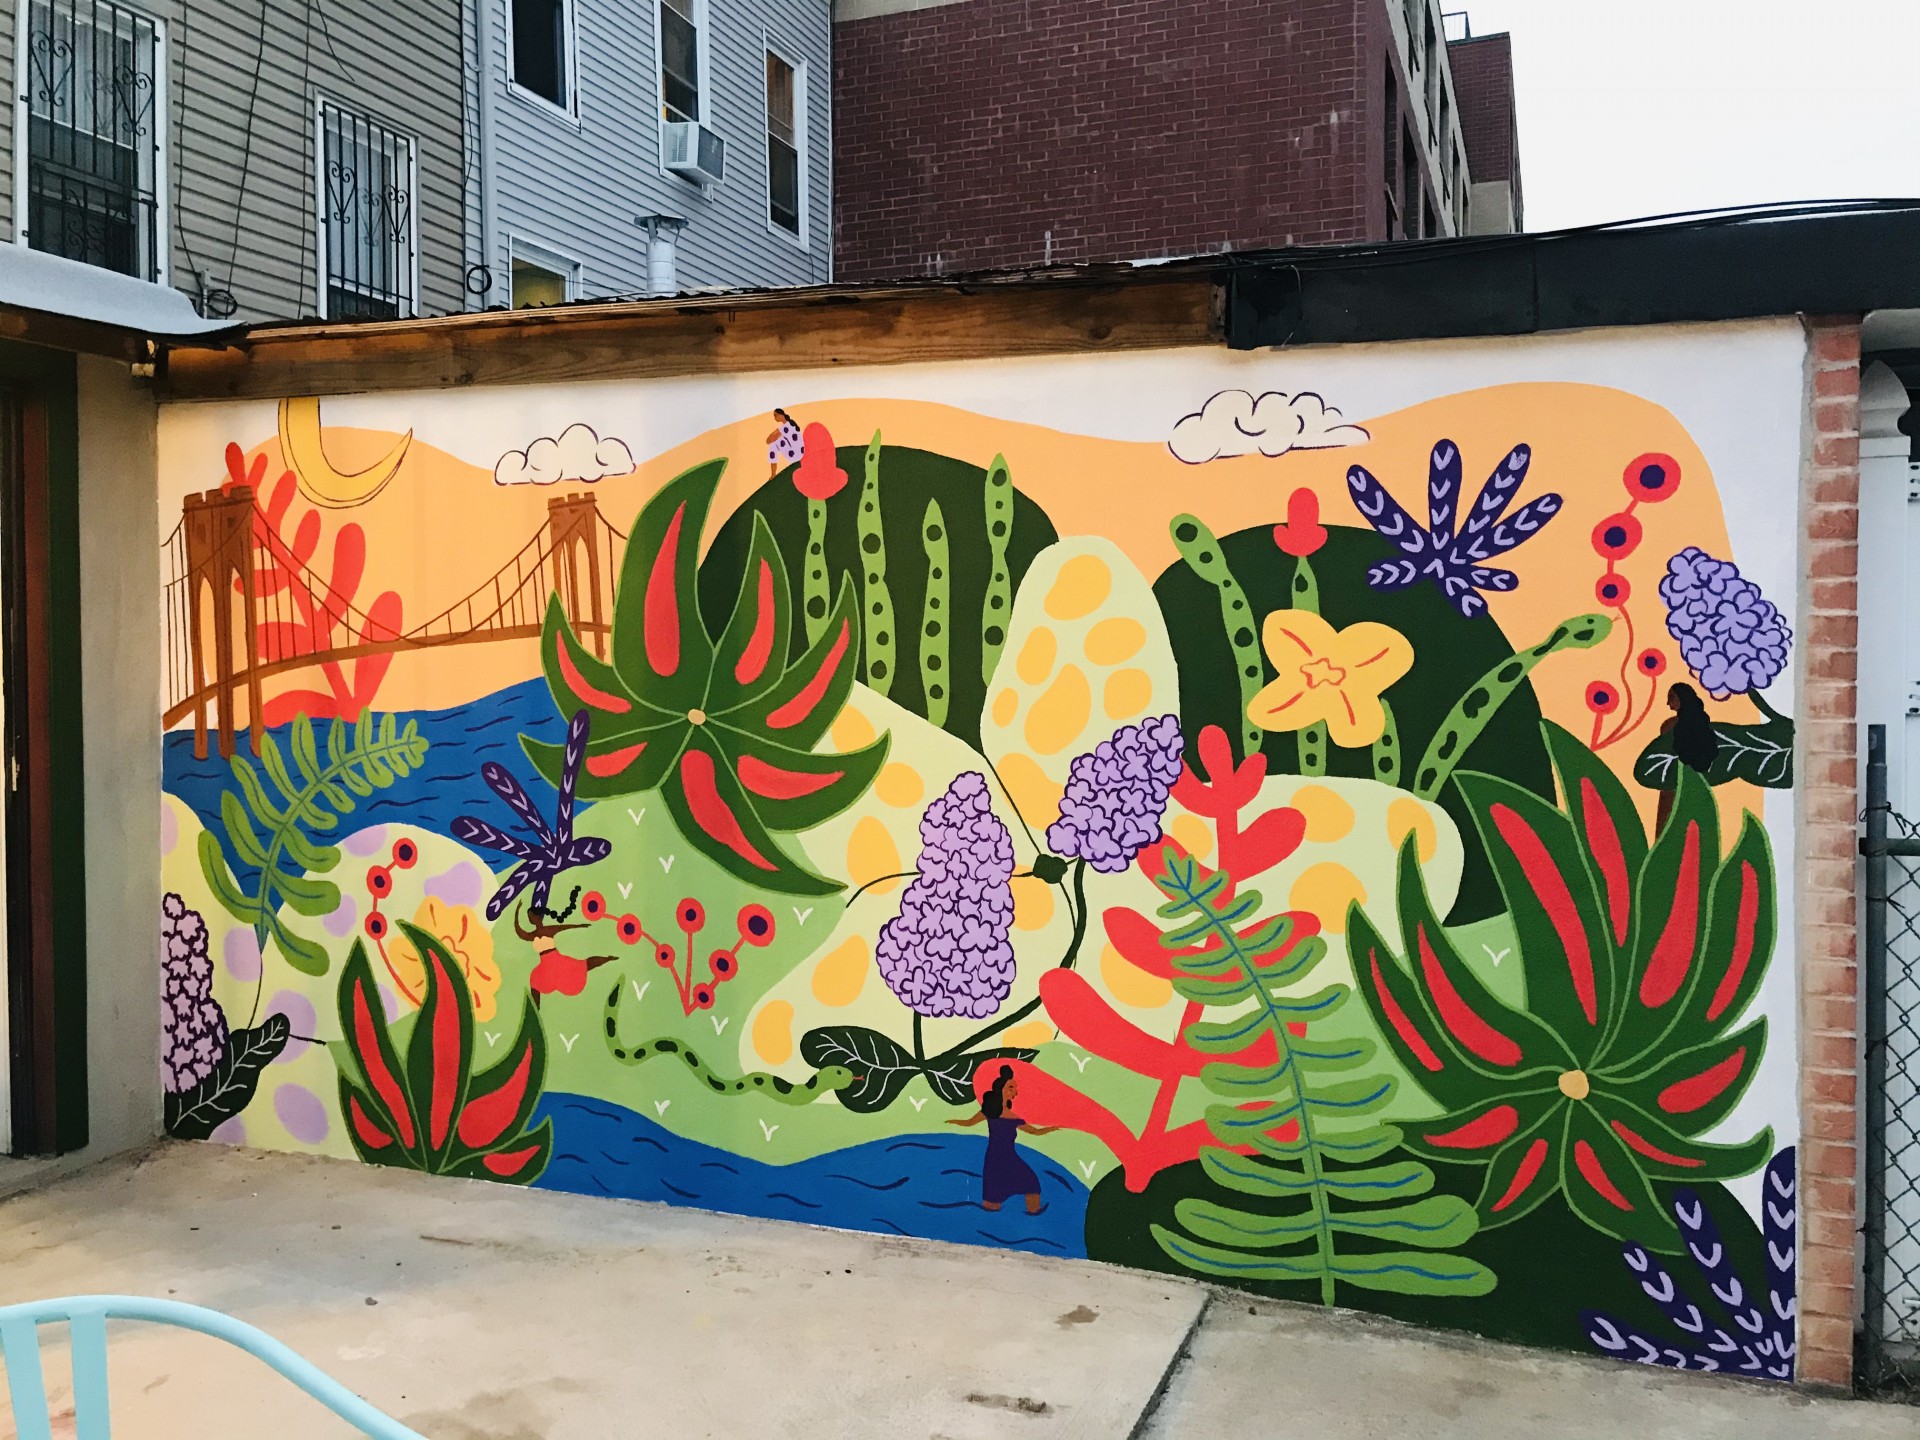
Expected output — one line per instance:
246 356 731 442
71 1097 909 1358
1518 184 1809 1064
1862 723 1920 1393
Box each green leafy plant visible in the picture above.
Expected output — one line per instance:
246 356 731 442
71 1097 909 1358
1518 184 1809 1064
1350 723 1775 1252
798 1026 1035 1113
166 1017 290 1139
1633 695 1793 791
337 924 552 1183
1146 847 1495 1303
198 714 428 974
920 498 950 728
529 458 888 895
858 431 897 695
1168 512 1265 760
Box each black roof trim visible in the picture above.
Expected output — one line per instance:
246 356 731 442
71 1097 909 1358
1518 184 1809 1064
1224 201 1920 350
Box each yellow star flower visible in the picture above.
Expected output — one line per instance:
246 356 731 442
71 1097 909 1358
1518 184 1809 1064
1248 610 1415 748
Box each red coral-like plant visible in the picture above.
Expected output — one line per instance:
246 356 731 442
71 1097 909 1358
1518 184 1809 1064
981 725 1316 1191
222 444 403 726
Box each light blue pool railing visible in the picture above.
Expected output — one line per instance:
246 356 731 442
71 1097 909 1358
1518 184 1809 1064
0 1295 427 1439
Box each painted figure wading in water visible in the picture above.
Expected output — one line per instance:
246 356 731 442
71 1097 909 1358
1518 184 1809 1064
948 1066 1059 1214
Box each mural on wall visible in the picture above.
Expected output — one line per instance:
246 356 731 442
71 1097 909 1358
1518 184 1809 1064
157 344 1801 1373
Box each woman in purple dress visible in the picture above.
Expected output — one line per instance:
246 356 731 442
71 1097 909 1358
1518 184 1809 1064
947 1066 1058 1213
766 408 804 476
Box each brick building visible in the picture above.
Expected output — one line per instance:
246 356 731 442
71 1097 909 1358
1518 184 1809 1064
831 0 1523 281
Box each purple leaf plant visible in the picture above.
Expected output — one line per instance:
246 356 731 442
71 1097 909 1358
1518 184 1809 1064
1583 1147 1797 1381
453 709 613 921
1347 439 1562 619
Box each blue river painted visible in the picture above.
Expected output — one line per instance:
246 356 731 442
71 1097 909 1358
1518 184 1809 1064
533 1094 1089 1258
165 680 565 875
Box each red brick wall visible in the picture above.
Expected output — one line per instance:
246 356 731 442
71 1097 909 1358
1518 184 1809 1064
833 0 1397 281
1798 315 1863 1391
1447 31 1520 223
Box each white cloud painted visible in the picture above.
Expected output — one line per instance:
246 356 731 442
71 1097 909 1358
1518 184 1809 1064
494 423 636 486
1167 390 1370 465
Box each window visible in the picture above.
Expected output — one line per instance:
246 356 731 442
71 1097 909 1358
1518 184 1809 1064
315 101 417 320
510 240 580 307
1381 63 1399 238
1401 122 1420 240
1404 0 1422 65
765 49 804 237
510 0 573 111
21 0 165 282
660 0 701 123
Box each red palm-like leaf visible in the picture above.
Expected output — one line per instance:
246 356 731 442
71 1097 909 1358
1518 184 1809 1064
338 940 417 1154
398 922 474 1162
1457 773 1616 1055
609 460 720 713
1475 1108 1564 1225
705 512 792 714
1611 1020 1766 1135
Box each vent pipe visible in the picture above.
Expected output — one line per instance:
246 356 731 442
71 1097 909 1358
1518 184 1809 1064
634 215 690 298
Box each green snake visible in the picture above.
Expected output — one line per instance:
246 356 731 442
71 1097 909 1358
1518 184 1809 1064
602 983 853 1103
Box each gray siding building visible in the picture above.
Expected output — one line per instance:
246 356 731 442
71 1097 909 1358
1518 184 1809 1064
4 0 467 321
3 0 830 324
469 0 832 304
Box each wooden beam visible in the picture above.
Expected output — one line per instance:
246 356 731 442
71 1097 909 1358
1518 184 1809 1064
159 278 1224 402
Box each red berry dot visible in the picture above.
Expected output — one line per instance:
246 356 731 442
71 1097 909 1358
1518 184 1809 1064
710 949 738 979
364 912 388 939
1585 681 1621 715
582 891 607 920
691 984 716 1010
1623 452 1681 504
1594 573 1631 607
678 899 706 931
367 866 393 897
655 943 677 969
1638 649 1667 677
737 905 776 946
616 915 642 943
390 838 418 869
1591 512 1643 561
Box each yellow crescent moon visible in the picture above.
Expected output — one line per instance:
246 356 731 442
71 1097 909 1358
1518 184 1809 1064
278 396 414 509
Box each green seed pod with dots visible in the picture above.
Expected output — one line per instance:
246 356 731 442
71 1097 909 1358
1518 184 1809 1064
920 498 951 728
1413 612 1613 801
981 453 1014 685
803 496 831 645
859 430 896 697
1291 551 1322 614
1372 698 1401 788
1169 512 1265 760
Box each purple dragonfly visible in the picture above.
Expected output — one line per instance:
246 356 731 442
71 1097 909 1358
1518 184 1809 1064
452 709 612 921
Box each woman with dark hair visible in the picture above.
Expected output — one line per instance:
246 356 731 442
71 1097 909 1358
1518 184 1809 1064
948 1066 1059 1214
1657 682 1719 828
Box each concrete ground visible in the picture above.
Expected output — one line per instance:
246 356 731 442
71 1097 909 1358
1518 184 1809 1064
0 1145 1913 1439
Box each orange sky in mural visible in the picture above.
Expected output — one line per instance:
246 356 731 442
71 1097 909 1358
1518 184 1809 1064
191 380 1756 825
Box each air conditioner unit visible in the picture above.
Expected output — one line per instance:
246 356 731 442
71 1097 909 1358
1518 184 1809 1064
663 121 726 186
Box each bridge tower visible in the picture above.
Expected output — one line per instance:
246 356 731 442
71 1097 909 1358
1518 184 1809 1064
547 492 608 658
184 485 263 759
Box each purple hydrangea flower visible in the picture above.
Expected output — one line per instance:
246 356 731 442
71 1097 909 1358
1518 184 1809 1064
161 892 228 1095
875 773 1017 1019
1658 548 1792 699
1046 715 1184 873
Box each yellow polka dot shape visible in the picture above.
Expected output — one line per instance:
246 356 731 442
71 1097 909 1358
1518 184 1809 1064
1085 618 1147 666
1045 554 1113 621
811 934 870 1007
995 753 1064 831
1290 863 1367 935
1012 874 1056 931
1167 812 1215 861
1017 626 1058 685
1101 941 1173 1010
1103 668 1152 722
1025 664 1092 756
845 817 902 896
991 687 1020 728
831 707 876 753
875 763 924 809
1386 798 1438 863
752 1000 795 1066
1288 785 1356 844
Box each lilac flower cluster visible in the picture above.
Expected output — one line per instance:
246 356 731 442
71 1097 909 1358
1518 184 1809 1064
1046 715 1184 873
875 773 1017 1019
162 892 228 1095
1658 548 1793 700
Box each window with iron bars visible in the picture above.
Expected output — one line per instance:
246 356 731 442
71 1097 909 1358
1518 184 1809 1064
21 0 165 282
315 100 417 320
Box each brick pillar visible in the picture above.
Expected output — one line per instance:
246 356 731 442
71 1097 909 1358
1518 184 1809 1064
1798 314 1863 1391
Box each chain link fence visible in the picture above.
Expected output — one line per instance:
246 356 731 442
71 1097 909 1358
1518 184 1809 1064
1861 725 1920 1395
